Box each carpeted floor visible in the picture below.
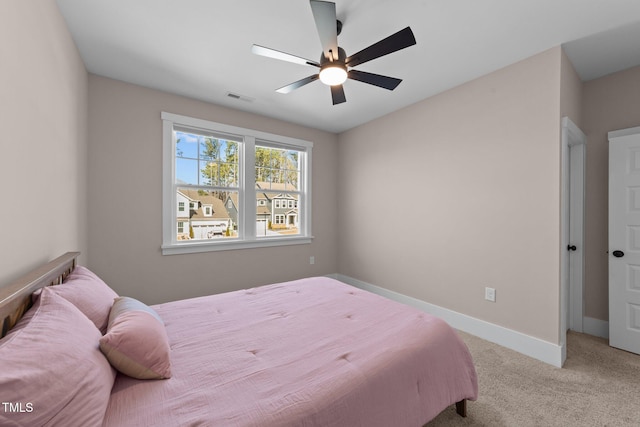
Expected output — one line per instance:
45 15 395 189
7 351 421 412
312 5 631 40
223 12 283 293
427 331 640 426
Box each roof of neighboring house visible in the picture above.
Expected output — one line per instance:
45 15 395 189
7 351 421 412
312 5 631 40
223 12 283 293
256 205 270 215
256 182 299 202
177 189 230 221
272 193 298 200
256 181 297 192
226 193 239 209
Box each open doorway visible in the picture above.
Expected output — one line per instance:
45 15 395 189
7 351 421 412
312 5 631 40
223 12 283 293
560 116 586 365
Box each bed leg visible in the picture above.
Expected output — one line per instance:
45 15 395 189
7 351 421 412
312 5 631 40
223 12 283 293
455 399 467 417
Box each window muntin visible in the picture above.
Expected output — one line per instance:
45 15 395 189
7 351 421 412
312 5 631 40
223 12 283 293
162 112 312 254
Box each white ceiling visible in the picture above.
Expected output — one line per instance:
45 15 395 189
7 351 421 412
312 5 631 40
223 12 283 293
55 0 640 134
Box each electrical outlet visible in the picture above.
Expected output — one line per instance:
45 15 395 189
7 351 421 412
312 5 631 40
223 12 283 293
309 256 315 265
485 287 496 302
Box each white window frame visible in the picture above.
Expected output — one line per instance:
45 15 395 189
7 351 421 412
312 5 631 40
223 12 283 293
161 112 313 255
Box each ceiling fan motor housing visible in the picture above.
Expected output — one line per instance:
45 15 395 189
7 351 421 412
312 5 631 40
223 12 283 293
320 46 347 65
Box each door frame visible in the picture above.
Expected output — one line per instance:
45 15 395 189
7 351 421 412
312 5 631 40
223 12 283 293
560 117 586 364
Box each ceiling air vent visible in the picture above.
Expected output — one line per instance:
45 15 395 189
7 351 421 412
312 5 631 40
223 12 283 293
226 92 254 102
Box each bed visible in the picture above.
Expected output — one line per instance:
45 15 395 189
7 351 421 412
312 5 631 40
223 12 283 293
0 252 477 426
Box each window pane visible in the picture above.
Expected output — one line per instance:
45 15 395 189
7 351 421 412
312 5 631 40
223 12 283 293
176 158 199 185
255 145 301 189
201 137 238 188
255 145 302 238
176 131 199 159
176 188 238 241
176 130 240 188
284 171 299 191
199 136 217 162
256 193 301 238
200 159 218 186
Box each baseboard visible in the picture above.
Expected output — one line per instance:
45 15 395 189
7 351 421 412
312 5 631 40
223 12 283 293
331 274 564 368
583 316 609 339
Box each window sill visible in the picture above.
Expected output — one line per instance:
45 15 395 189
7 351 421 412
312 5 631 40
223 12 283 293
161 236 314 255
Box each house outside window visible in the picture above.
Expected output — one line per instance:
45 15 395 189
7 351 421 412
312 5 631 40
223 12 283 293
162 112 313 255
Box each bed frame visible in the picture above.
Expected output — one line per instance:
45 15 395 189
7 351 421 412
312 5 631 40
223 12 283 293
0 251 468 419
0 252 80 338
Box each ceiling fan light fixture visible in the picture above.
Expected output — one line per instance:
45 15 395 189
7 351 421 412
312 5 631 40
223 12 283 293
319 64 347 86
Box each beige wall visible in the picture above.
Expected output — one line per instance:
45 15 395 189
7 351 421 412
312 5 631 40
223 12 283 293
87 75 339 304
560 49 582 127
581 65 640 321
0 1 88 287
337 47 565 344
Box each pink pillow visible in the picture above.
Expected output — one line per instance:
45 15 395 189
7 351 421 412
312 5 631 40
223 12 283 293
0 287 116 426
52 266 118 333
100 297 172 380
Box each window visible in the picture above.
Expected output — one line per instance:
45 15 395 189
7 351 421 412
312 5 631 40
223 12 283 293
162 112 313 255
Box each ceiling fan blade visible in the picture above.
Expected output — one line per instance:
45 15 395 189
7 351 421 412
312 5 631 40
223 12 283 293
310 0 339 61
330 84 346 105
276 74 320 94
345 27 416 68
348 69 402 90
251 45 320 68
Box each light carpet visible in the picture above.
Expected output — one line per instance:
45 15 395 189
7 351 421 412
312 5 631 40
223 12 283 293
427 331 640 426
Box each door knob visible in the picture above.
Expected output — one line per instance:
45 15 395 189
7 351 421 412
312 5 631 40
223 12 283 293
612 250 625 258
567 245 577 251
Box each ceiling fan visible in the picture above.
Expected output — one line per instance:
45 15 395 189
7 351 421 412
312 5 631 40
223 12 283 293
251 0 417 105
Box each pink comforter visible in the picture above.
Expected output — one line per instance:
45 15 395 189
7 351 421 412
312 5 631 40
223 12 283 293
103 277 477 426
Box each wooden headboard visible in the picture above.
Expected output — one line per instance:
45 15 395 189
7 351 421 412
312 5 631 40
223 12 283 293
0 252 80 338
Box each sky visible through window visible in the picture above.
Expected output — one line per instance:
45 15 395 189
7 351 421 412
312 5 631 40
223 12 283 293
175 131 238 187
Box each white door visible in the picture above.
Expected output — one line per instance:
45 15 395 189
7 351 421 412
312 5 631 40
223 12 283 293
609 126 640 355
